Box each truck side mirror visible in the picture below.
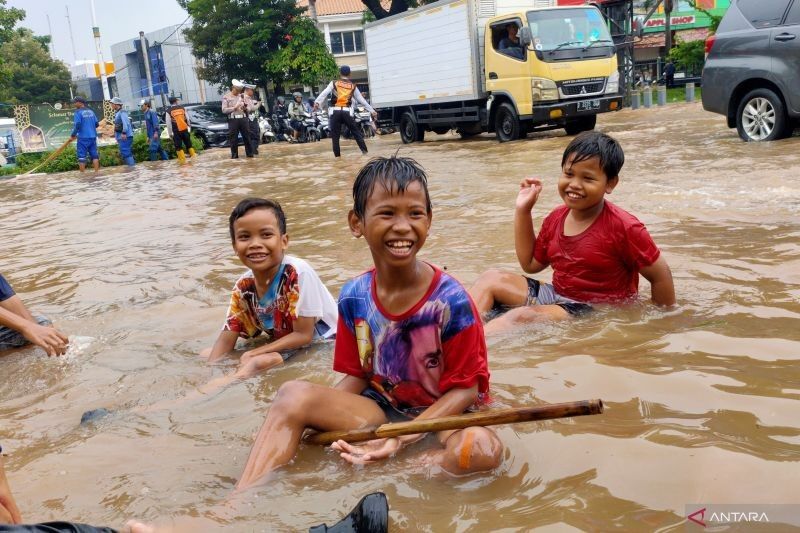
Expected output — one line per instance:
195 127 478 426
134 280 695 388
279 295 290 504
520 27 532 47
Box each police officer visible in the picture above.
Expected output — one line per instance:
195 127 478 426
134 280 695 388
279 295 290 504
314 65 376 157
243 83 261 155
110 97 135 166
221 79 253 159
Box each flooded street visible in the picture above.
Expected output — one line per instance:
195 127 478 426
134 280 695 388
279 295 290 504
2 102 799 530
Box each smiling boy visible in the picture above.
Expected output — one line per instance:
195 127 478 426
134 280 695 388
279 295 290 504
470 131 675 333
204 198 337 378
235 156 502 490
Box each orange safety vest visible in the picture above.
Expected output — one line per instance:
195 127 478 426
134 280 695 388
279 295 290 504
331 80 356 107
168 105 189 132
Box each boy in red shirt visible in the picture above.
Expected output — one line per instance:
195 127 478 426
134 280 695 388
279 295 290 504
470 131 675 334
235 156 503 490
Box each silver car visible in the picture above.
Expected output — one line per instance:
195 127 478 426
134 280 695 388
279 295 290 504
702 0 800 141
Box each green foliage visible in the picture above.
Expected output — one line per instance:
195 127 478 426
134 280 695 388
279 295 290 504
180 0 303 88
0 133 204 176
0 0 24 44
668 39 705 72
0 28 72 104
265 17 338 88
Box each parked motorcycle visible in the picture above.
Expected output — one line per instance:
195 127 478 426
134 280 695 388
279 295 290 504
313 110 330 139
258 115 276 143
342 106 376 140
297 113 321 143
272 113 294 142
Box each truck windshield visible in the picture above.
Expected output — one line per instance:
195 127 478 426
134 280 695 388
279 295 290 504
527 8 613 53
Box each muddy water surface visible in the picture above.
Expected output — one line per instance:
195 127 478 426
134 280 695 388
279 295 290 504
2 103 799 531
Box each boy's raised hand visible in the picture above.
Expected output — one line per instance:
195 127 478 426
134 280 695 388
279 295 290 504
515 177 543 212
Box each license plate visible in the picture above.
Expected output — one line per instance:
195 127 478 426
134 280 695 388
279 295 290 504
577 99 601 111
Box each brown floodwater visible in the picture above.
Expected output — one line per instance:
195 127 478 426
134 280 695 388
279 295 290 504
2 102 799 531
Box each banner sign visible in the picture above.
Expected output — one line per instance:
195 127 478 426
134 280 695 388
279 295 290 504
12 101 116 153
645 15 697 28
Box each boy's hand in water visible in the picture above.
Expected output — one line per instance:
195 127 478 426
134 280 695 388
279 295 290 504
332 438 402 465
515 177 543 212
22 322 69 356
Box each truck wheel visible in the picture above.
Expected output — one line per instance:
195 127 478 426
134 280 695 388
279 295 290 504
400 112 424 144
495 103 520 142
736 88 788 142
564 115 597 135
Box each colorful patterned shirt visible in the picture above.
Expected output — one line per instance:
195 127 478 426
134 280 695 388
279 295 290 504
223 256 338 341
334 265 489 417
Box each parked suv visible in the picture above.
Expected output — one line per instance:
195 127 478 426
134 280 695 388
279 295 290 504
702 0 800 141
185 104 237 148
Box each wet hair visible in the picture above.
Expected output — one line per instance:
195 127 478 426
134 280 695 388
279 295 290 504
561 131 624 180
229 198 287 241
352 156 432 220
169 96 178 104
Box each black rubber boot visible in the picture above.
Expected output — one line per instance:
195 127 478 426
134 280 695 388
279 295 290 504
308 492 388 533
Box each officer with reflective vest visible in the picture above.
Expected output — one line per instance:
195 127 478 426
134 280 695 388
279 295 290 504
165 96 196 164
314 65 376 157
110 97 135 167
221 79 253 159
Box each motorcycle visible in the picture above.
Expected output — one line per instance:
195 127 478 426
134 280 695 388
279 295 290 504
342 106 376 140
297 112 321 143
272 113 294 142
313 110 330 139
258 115 275 143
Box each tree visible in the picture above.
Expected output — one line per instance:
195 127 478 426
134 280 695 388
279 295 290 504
0 0 24 44
179 0 336 91
266 16 338 89
360 0 429 20
668 38 704 73
0 28 72 104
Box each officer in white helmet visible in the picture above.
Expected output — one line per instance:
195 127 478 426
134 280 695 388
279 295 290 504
221 79 253 159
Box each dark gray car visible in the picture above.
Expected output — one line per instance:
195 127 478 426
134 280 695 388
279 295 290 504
702 0 800 141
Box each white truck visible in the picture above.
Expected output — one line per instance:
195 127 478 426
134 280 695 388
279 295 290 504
364 0 622 142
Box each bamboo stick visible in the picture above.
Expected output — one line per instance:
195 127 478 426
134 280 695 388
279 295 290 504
23 138 74 175
304 399 603 445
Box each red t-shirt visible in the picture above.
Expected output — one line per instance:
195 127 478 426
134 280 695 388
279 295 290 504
333 265 489 416
532 201 661 303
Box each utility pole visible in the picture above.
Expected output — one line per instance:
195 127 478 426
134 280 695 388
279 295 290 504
664 0 673 53
90 0 111 100
139 31 155 108
46 14 56 57
65 6 78 64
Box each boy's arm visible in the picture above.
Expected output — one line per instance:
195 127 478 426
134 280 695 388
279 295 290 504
0 301 68 357
514 178 547 274
639 255 676 307
333 385 479 463
206 329 240 362
240 316 317 358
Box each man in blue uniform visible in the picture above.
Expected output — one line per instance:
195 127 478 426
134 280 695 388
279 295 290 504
140 99 169 161
69 96 100 172
111 97 135 166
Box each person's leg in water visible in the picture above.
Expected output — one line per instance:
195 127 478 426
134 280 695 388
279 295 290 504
469 269 570 334
89 140 100 172
329 111 343 157
340 112 368 154
237 380 387 490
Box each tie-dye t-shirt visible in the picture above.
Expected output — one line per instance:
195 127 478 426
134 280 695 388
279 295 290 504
223 256 338 342
334 265 489 416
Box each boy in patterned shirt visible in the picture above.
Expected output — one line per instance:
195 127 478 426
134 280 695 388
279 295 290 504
236 157 503 490
204 198 337 380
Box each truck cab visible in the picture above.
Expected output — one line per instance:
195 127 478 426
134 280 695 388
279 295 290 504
484 6 622 141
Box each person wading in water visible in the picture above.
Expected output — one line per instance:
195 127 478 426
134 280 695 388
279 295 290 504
314 65 376 158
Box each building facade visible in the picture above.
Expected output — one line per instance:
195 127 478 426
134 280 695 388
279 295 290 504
110 24 223 110
301 0 373 94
